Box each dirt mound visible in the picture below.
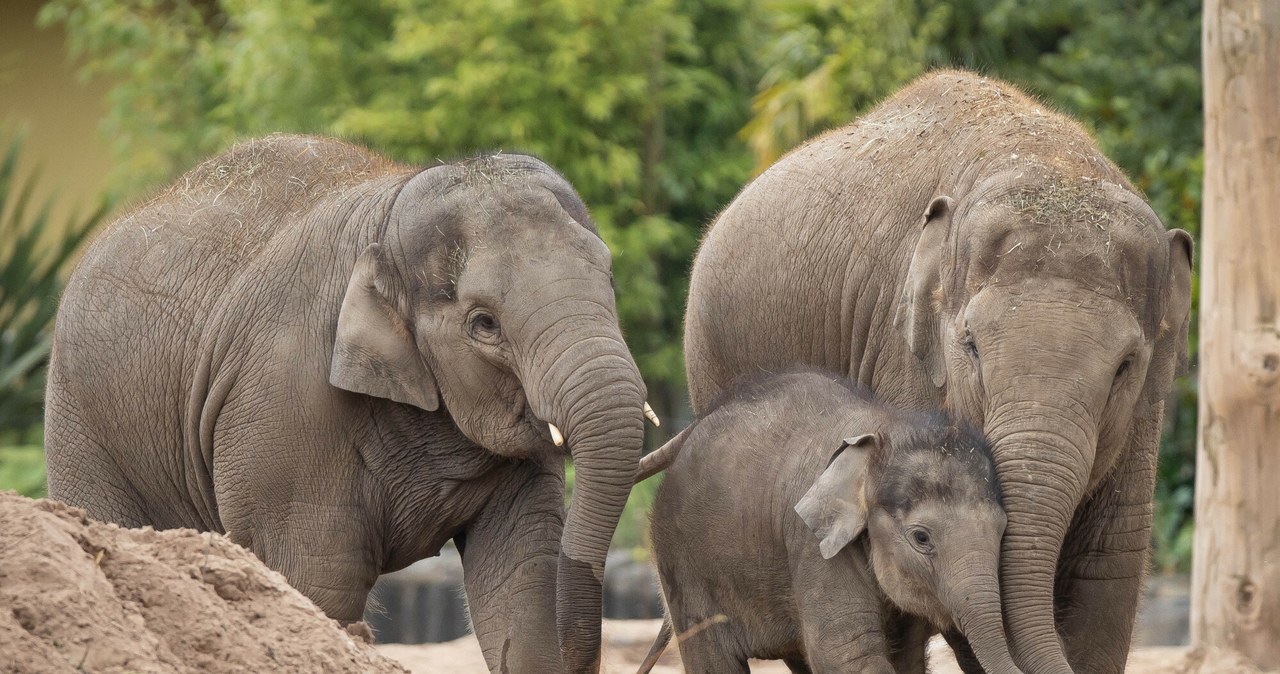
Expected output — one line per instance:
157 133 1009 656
0 491 405 674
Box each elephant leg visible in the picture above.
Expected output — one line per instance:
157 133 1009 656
887 615 931 674
44 437 150 528
792 551 896 674
660 580 749 674
43 391 153 528
1054 415 1160 674
222 498 380 622
212 443 378 620
458 459 564 674
673 627 749 674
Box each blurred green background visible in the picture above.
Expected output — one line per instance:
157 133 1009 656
0 0 1199 570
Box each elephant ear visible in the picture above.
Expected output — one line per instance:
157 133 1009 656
894 195 953 388
1163 229 1194 377
795 434 877 560
330 243 440 411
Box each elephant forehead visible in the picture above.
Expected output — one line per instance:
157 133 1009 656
396 177 586 239
456 188 610 260
874 426 999 510
395 190 611 296
955 202 1163 310
466 227 611 285
967 278 1145 338
875 451 996 513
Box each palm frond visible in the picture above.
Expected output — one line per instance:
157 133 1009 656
0 132 107 433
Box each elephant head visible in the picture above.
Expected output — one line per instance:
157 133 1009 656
895 167 1193 673
797 423 1022 673
329 153 646 671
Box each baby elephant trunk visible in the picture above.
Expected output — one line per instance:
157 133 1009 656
946 553 1024 674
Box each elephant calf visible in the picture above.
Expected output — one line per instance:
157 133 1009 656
638 370 1020 674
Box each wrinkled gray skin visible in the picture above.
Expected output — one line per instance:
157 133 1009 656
638 371 1020 674
45 135 646 673
684 71 1194 674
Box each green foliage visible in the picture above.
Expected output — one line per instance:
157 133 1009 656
0 133 103 498
38 1 228 192
741 0 947 169
0 448 48 499
0 134 104 435
0 430 48 499
615 475 662 554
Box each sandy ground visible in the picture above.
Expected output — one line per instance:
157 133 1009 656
0 493 403 673
376 619 1272 674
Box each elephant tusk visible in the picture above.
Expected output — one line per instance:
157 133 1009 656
548 423 565 447
643 402 661 427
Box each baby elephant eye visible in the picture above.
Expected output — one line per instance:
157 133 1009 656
908 528 934 553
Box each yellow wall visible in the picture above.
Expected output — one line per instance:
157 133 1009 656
0 0 114 226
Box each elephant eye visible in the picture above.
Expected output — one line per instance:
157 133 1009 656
468 311 501 342
1115 357 1133 381
962 333 979 361
908 527 934 554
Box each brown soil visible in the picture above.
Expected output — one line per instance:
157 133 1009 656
0 491 405 674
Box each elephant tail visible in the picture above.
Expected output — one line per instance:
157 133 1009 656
635 425 694 483
636 616 673 674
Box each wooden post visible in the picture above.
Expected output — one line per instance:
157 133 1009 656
1192 0 1280 666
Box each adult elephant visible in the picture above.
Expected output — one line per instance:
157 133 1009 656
45 135 653 673
684 71 1192 674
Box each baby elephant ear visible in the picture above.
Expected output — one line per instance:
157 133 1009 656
795 434 878 559
330 243 440 411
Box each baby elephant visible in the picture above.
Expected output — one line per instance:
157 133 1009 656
637 370 1021 674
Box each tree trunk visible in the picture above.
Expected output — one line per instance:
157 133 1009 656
1192 0 1280 667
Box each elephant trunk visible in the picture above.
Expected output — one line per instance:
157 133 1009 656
557 395 643 672
987 397 1097 674
524 323 645 673
946 551 1024 674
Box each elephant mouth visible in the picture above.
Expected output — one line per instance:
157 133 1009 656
523 402 561 450
504 388 561 456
